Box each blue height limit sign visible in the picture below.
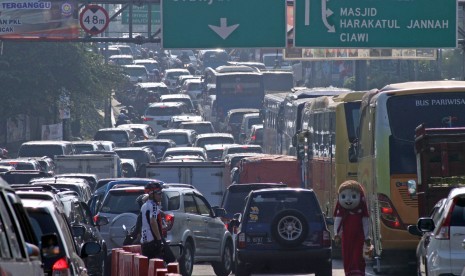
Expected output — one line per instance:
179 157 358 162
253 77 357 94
162 0 287 49
294 0 457 48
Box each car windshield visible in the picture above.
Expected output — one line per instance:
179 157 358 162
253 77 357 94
157 134 188 145
146 106 182 116
197 137 234 147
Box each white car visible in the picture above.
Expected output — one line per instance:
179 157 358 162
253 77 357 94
142 102 190 132
162 68 191 92
121 64 149 83
162 147 208 161
409 187 465 276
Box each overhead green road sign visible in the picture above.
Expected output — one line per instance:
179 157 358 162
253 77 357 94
162 0 286 49
294 0 457 48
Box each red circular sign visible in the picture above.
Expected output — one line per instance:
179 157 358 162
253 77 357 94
80 5 110 35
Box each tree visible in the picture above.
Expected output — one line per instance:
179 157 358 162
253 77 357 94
0 42 125 138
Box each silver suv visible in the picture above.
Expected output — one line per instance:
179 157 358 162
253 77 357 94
0 179 44 275
162 185 233 276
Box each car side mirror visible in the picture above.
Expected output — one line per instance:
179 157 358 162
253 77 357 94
407 224 423 237
41 233 60 258
212 207 226 217
417 217 435 232
80 241 101 258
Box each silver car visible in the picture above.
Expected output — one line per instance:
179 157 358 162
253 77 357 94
162 185 233 276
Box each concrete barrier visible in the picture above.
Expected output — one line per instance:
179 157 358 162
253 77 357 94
123 244 142 254
155 268 168 276
123 253 135 276
133 255 149 276
111 249 125 276
166 263 179 274
148 258 165 276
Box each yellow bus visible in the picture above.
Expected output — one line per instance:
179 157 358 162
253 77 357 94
357 81 465 273
300 92 365 218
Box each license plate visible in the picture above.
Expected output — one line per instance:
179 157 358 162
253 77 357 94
252 237 263 243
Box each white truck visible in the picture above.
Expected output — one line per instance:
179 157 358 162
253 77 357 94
54 154 122 179
143 161 226 206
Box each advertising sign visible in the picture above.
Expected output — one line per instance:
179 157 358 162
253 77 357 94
42 123 63 140
0 0 79 40
284 48 437 60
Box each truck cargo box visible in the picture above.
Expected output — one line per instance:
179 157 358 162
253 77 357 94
238 154 300 188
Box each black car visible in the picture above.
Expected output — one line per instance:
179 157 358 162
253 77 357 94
59 192 108 276
232 188 332 276
220 183 287 232
132 139 176 161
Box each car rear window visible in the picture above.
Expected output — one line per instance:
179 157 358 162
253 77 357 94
115 150 148 163
146 106 183 116
181 124 213 135
206 149 223 161
162 191 180 211
74 145 94 153
157 134 188 145
197 137 234 148
162 98 192 108
27 209 65 257
18 145 64 158
227 147 262 155
229 113 246 124
248 192 321 223
247 117 262 129
94 131 128 143
100 190 144 214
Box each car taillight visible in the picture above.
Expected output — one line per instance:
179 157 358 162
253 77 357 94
378 194 404 229
435 198 457 240
250 135 256 141
143 117 154 121
52 257 70 275
164 213 175 231
93 214 99 224
322 230 331 247
237 232 246 249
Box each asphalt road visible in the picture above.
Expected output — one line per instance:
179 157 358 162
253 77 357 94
191 259 379 276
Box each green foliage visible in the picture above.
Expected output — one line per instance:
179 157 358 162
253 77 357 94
0 42 125 137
